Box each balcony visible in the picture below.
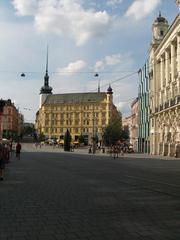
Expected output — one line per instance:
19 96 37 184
155 107 158 113
164 101 169 109
176 95 180 104
159 104 163 111
170 98 175 107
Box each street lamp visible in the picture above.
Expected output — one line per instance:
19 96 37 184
92 103 95 154
94 72 100 93
21 73 25 77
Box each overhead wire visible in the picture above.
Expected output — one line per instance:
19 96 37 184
0 47 179 105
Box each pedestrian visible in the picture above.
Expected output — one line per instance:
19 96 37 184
88 146 92 153
16 142 22 160
0 143 6 181
10 141 13 157
113 145 117 159
4 144 10 164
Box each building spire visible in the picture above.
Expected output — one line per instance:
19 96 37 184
46 45 48 74
44 45 49 87
98 80 100 93
40 46 52 95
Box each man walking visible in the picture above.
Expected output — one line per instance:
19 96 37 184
16 142 22 160
0 143 6 181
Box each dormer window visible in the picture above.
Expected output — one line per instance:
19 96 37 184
160 30 164 36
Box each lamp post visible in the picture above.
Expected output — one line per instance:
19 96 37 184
0 100 5 141
92 103 96 154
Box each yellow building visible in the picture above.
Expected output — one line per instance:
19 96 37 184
149 2 180 157
36 55 120 145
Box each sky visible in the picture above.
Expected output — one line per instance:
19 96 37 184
0 0 178 123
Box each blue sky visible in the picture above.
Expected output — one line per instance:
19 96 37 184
0 0 178 122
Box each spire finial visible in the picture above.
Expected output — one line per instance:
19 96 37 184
46 45 48 74
159 11 161 17
98 80 100 93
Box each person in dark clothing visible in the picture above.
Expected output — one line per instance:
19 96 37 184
16 142 22 160
0 143 6 180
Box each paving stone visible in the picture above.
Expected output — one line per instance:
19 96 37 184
0 148 180 239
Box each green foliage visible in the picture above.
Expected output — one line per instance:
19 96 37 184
78 134 84 144
121 129 129 140
103 120 122 145
23 125 35 135
38 133 45 142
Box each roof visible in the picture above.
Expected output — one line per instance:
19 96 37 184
44 92 107 105
154 13 168 24
155 13 180 55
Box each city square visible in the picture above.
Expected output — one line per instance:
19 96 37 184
0 1 180 239
0 145 180 239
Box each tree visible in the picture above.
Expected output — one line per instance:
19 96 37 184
23 124 35 136
53 136 57 143
121 128 129 140
38 133 45 142
78 134 84 144
103 120 122 146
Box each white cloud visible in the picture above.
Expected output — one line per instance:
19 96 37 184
12 0 38 16
125 0 161 20
94 53 124 71
12 0 113 45
107 0 123 7
57 60 87 76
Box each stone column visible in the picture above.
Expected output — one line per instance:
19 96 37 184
171 42 175 82
177 35 180 74
165 50 170 85
160 57 164 89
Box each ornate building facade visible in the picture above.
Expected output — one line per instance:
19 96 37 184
131 98 139 152
0 99 23 139
138 61 150 153
149 3 180 156
36 54 120 145
122 98 139 152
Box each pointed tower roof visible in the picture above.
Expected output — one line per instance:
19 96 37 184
155 11 168 24
98 81 100 93
40 46 53 94
107 84 113 94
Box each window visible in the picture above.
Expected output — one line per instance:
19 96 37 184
60 135 64 139
102 112 106 118
102 120 106 125
160 30 164 36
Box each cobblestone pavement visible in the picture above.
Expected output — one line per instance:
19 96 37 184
0 149 180 240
